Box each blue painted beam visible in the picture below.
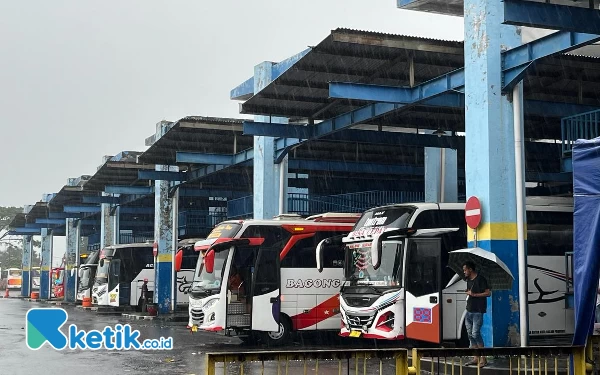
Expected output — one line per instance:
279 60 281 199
82 196 120 204
230 77 254 101
178 188 251 199
119 207 154 215
64 206 101 213
36 219 65 225
105 186 154 195
230 48 311 101
502 30 600 91
503 0 600 35
176 152 233 165
8 228 42 234
330 69 465 104
26 223 61 228
288 159 425 176
243 121 312 139
138 170 187 181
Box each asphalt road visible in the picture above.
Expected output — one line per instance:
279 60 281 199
1 290 571 375
0 293 402 375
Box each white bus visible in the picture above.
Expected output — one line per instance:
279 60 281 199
31 266 40 291
91 242 199 309
316 197 573 346
4 268 22 290
188 213 361 346
76 250 99 302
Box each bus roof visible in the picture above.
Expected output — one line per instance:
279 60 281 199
217 212 362 227
103 242 154 250
360 196 573 213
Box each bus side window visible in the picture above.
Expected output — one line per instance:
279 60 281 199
241 226 292 249
281 236 318 268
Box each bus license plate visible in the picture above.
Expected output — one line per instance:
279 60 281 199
349 330 362 338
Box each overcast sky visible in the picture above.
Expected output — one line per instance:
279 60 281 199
0 1 464 208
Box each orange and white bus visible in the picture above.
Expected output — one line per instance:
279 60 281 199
5 268 22 290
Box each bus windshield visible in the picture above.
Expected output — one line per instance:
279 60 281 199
9 269 21 277
345 241 404 287
95 259 111 285
193 248 230 296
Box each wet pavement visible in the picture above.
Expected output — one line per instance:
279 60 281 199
0 290 575 375
0 293 239 375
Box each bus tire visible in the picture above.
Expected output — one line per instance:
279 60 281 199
261 315 292 347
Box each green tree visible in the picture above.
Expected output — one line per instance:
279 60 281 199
0 206 23 229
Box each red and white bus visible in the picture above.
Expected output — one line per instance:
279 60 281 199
188 213 360 346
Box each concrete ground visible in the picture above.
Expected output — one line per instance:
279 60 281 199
0 289 577 375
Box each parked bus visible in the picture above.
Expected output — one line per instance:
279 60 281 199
316 197 573 346
188 213 361 346
31 266 40 291
52 267 65 299
92 241 199 309
5 268 22 290
92 243 155 308
77 250 99 302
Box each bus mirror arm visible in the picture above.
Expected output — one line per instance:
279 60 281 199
316 239 326 273
371 233 383 270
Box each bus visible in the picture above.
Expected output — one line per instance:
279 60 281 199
315 196 573 346
92 241 199 309
188 213 361 346
31 266 40 291
92 243 155 308
5 268 22 290
77 250 99 302
52 267 65 299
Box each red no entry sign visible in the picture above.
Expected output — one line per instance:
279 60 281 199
465 196 482 229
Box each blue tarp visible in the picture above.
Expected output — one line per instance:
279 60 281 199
572 137 600 346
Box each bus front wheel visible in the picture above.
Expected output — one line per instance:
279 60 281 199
261 316 292 347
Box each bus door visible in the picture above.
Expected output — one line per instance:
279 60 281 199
251 245 281 332
404 238 443 344
108 258 122 307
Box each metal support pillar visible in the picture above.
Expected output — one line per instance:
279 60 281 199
21 235 33 297
424 130 458 203
154 165 177 314
253 61 288 219
39 228 53 300
464 0 524 347
65 218 80 303
100 193 119 249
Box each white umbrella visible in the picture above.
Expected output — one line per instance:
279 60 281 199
447 247 515 290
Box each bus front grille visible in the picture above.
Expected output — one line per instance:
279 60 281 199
346 314 375 329
191 308 204 324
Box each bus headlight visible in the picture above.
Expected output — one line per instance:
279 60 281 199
203 298 218 310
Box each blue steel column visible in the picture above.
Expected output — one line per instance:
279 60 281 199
21 235 33 297
39 228 53 300
154 165 176 314
424 131 458 202
464 0 523 347
64 218 80 302
100 194 119 249
253 62 287 219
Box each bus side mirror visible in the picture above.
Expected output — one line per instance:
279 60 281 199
205 250 215 274
316 239 326 273
99 259 105 268
370 233 383 270
175 249 183 272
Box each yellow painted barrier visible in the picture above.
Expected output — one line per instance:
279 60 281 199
205 342 594 375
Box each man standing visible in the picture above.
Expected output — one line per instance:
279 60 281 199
462 260 491 368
